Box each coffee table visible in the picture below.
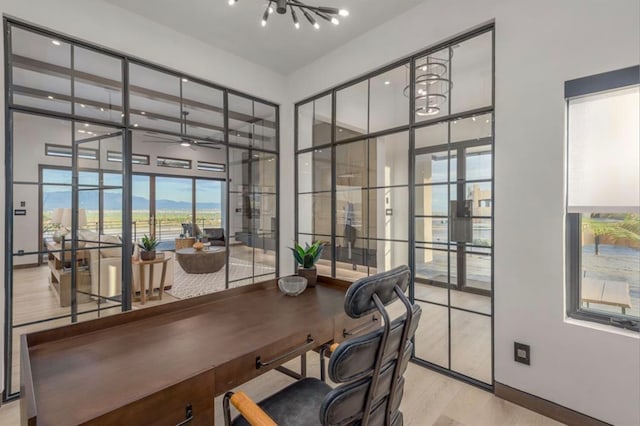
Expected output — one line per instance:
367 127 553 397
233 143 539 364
175 247 225 274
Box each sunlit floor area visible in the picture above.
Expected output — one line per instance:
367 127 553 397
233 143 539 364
0 353 561 426
7 246 277 396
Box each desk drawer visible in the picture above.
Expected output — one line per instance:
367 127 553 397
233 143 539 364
86 370 215 426
214 324 334 395
335 313 379 342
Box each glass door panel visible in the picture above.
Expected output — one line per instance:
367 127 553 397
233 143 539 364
132 175 151 241
74 128 124 319
195 179 224 230
155 176 193 247
413 116 493 385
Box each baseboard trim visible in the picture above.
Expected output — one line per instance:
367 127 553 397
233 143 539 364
494 382 610 426
13 263 39 270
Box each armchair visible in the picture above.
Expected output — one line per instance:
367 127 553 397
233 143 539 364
80 230 123 299
203 227 225 246
223 265 421 426
80 230 175 300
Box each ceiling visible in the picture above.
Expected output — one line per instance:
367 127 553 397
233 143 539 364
103 0 426 74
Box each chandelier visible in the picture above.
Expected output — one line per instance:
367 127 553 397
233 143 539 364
228 0 349 29
403 50 453 117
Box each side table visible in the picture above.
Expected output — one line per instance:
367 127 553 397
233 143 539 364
175 237 196 251
132 257 170 305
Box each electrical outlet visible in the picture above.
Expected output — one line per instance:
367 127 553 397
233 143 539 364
514 342 530 365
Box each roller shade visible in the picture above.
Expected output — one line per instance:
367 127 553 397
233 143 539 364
567 85 640 213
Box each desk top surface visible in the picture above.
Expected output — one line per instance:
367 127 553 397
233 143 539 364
25 278 350 425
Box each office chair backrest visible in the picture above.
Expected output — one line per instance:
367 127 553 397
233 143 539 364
320 265 421 426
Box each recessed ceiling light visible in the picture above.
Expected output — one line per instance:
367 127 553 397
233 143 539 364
485 119 490 123
80 104 85 108
472 116 476 121
331 17 339 25
141 111 146 115
182 78 189 83
181 141 191 147
133 123 139 127
121 113 125 117
228 0 237 5
51 40 61 46
338 9 349 17
47 95 54 100
78 129 86 134
84 123 89 127
314 22 320 29
100 107 105 112
384 81 390 85
268 6 274 14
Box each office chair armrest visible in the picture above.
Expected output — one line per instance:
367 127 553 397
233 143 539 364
319 343 340 382
223 391 276 426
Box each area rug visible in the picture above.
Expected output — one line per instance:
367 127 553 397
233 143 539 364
166 257 274 299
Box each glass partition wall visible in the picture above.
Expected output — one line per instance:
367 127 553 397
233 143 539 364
295 26 494 388
3 19 279 400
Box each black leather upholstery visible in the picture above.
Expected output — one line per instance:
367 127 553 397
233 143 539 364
320 307 421 426
230 265 420 426
328 305 421 383
344 265 410 318
203 227 225 246
232 378 331 426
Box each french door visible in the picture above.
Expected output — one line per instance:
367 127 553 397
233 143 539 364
412 113 494 386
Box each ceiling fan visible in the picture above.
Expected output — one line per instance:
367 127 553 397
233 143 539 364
141 111 223 150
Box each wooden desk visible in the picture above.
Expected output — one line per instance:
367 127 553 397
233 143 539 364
581 278 632 314
132 257 170 304
21 276 376 425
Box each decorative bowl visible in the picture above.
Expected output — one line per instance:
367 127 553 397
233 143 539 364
278 276 308 296
193 242 204 251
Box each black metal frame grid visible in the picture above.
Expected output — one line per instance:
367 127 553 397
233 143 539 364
3 18 281 401
294 22 495 391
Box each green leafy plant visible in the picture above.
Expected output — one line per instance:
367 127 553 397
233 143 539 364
583 214 640 255
290 241 326 269
138 234 159 252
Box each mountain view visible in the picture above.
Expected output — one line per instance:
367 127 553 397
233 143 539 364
43 191 221 211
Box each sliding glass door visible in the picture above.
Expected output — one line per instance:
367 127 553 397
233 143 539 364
155 176 193 245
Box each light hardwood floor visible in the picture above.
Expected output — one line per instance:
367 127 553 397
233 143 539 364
3 262 550 425
0 355 562 425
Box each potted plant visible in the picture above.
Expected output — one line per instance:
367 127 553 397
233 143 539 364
138 234 159 261
290 241 326 287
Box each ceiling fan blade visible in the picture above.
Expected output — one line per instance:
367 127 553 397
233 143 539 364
141 139 181 144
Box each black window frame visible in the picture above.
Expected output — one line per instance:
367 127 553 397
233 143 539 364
565 65 640 332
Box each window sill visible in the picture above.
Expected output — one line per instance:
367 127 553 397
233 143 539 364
564 316 639 338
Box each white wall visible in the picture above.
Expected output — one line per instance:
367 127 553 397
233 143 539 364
284 0 640 425
0 0 287 394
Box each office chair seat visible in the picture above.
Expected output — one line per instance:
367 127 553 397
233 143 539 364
232 378 332 426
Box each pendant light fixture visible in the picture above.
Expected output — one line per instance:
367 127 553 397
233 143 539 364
404 49 453 117
229 0 349 30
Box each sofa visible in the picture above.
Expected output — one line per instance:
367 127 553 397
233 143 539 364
79 230 174 300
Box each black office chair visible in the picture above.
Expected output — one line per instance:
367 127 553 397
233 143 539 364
223 265 421 426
